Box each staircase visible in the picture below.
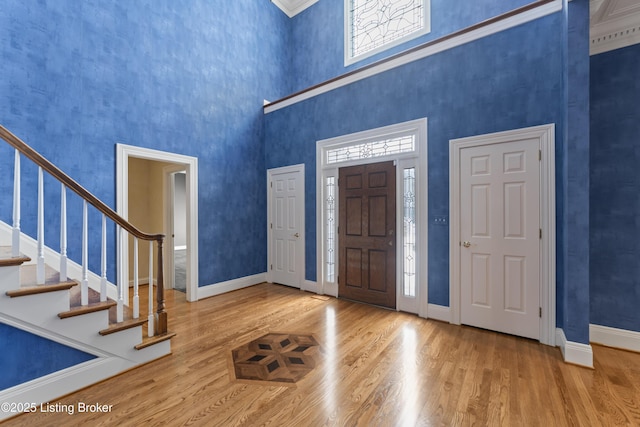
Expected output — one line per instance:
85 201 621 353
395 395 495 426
0 126 175 421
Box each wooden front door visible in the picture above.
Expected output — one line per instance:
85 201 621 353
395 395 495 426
339 161 396 309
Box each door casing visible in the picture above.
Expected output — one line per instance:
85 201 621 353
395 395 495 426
316 118 428 316
116 144 199 302
449 124 556 346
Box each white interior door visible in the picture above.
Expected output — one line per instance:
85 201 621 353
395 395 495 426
459 138 540 339
269 166 304 288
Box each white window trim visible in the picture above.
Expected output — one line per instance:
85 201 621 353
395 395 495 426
344 0 432 66
316 118 428 316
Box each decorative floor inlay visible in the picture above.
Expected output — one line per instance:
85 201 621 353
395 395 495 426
231 332 321 385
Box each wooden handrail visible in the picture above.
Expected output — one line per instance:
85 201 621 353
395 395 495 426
0 124 167 335
0 125 163 243
264 0 556 109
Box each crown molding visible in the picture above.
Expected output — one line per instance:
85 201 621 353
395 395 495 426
591 0 640 55
272 0 319 18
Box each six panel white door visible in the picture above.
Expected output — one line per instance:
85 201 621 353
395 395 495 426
460 138 540 340
271 169 303 288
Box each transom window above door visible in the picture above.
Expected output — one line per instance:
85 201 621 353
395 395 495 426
345 0 431 65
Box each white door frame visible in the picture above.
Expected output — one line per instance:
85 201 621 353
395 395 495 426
316 118 428 317
266 164 305 289
163 165 187 291
449 124 556 346
116 144 199 302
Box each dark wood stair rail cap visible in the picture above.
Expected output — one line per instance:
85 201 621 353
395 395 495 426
0 125 168 335
264 0 556 110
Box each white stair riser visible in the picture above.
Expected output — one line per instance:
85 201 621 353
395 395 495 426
0 291 71 322
0 266 20 293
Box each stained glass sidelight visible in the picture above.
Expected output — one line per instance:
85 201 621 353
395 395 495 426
326 176 337 282
403 167 416 297
349 0 426 59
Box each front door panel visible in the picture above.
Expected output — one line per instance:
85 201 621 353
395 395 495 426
339 161 396 308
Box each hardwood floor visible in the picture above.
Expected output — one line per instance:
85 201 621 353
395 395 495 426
4 283 640 426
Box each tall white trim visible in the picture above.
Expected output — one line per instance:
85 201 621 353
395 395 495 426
116 144 199 302
265 0 562 114
449 124 556 346
316 118 428 317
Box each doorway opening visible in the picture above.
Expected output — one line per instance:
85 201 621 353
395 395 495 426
116 144 199 302
316 118 428 316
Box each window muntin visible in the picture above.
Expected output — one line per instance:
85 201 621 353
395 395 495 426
346 0 430 64
326 134 415 165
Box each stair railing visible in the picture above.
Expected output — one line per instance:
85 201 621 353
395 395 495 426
0 125 168 336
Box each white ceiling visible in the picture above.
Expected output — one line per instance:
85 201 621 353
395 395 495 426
271 0 318 18
590 0 640 54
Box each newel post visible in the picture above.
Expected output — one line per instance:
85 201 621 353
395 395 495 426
155 237 168 335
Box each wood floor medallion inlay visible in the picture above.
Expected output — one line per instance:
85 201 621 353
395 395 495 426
231 332 321 385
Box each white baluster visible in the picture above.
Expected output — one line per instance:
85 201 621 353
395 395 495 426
148 240 154 337
12 150 20 257
100 214 107 302
60 184 67 280
81 200 88 306
36 167 45 284
133 237 139 319
116 226 124 323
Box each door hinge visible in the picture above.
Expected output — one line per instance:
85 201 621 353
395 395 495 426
539 150 542 161
270 223 273 229
270 264 273 270
539 229 542 239
539 307 542 318
270 181 273 188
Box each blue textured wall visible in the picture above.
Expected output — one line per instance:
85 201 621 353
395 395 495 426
266 12 566 307
0 323 95 390
560 0 590 344
590 43 640 333
290 0 533 92
0 1 291 286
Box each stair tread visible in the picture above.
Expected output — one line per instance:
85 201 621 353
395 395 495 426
58 300 117 319
99 317 148 336
135 331 176 350
7 264 77 297
0 246 31 267
20 264 74 287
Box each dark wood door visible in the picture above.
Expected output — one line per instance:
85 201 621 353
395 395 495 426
338 161 396 309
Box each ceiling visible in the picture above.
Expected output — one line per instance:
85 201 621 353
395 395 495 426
591 0 640 54
271 0 318 18
271 0 640 55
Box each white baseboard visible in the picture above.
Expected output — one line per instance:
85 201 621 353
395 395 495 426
427 304 451 322
556 328 593 368
303 280 320 294
590 324 640 353
197 273 267 300
128 278 156 287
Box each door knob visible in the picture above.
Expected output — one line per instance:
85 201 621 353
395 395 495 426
294 232 299 238
462 241 471 248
